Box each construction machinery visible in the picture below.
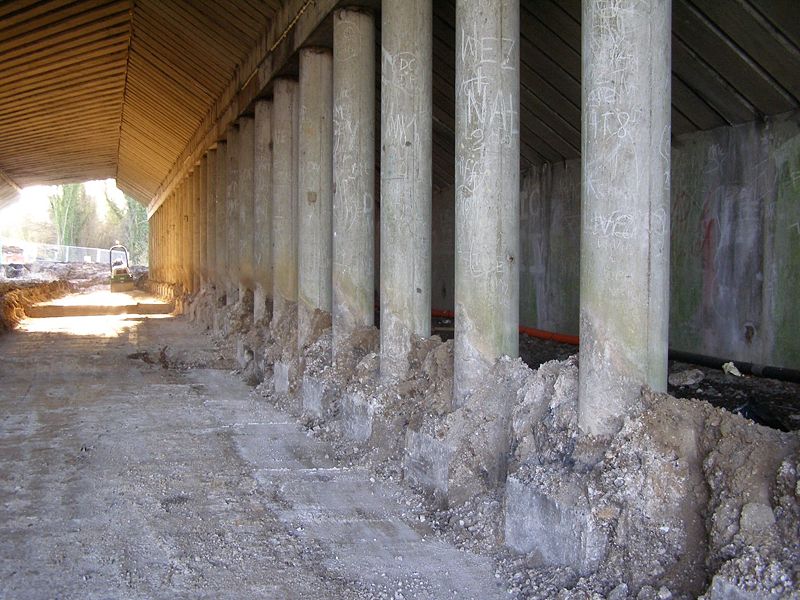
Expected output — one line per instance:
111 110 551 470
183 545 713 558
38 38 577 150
109 244 135 292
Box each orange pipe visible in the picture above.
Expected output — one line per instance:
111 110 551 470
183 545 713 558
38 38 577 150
519 325 579 346
431 308 579 346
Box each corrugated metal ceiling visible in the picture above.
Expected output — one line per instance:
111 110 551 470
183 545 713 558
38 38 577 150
0 0 282 208
427 0 800 190
1 0 798 207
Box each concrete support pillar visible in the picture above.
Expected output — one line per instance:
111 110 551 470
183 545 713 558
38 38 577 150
453 0 520 406
206 149 217 288
298 47 334 352
332 8 375 349
225 124 240 303
171 193 178 286
149 211 155 280
579 0 671 437
192 165 203 293
155 210 161 281
254 100 273 323
174 191 180 287
272 78 299 326
149 212 154 279
189 174 198 293
215 141 228 301
198 155 208 287
166 198 173 284
380 0 432 380
238 116 255 301
182 179 193 293
171 189 179 287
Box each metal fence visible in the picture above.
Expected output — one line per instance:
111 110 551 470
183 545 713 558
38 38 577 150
0 239 136 266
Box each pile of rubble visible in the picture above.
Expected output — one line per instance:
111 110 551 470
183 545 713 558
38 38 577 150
185 291 799 599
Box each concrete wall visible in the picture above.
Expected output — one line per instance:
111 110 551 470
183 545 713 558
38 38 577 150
670 111 800 370
431 111 800 369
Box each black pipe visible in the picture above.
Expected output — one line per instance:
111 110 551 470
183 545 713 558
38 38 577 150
668 349 800 384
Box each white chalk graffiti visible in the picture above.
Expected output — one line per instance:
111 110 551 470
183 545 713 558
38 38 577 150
460 26 515 70
382 50 418 92
590 210 636 240
384 111 418 143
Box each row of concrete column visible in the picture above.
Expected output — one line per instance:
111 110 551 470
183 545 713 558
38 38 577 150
149 0 671 438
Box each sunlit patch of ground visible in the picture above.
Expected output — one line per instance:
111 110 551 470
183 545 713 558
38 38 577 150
18 312 172 338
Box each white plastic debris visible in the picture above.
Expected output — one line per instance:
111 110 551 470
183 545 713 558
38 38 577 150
722 361 742 377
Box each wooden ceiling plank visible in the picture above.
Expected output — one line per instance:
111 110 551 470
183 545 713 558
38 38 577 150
131 9 238 76
1 6 131 56
0 44 128 87
672 35 756 125
520 6 581 83
671 74 727 131
1 0 127 41
0 0 76 29
0 62 127 103
0 22 130 69
129 41 217 101
675 0 793 116
697 0 800 104
142 0 251 63
746 0 800 57
130 25 231 85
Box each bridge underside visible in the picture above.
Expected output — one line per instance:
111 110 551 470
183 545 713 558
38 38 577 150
1 1 799 598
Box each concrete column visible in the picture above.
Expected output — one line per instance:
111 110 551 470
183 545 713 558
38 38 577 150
189 174 198 293
174 191 180 287
166 198 173 284
453 0 520 406
254 100 273 323
272 78 299 326
161 201 166 282
171 193 178 286
225 124 240 303
380 0 432 380
206 149 217 288
171 189 178 287
215 141 228 301
579 0 671 437
238 116 256 301
147 214 158 280
332 8 375 349
149 211 155 280
298 47 334 352
192 165 203 293
182 179 193 293
198 155 208 287
156 210 162 281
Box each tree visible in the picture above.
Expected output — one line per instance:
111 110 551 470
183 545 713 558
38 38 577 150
48 183 92 247
105 191 149 265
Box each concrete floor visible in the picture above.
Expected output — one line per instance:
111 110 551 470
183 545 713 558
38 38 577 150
0 308 505 599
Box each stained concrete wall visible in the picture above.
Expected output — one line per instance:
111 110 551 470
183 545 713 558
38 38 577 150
431 111 800 369
670 111 800 370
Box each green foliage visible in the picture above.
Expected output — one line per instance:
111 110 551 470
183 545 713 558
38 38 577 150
44 181 149 266
104 193 149 265
48 183 92 247
124 195 149 265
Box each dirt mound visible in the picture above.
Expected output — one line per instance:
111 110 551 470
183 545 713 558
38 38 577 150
501 358 800 599
0 280 73 332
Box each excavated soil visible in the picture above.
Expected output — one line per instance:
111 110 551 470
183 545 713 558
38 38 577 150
142 296 800 598
434 317 800 432
0 280 73 332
